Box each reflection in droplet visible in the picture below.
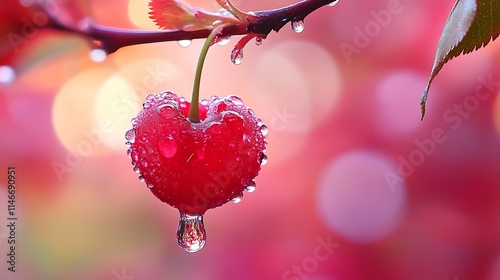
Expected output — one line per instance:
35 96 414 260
255 37 263 46
125 129 136 144
0 66 16 84
232 196 242 204
291 20 305 33
260 153 268 165
158 135 178 158
89 49 107 62
245 181 256 193
328 0 340 6
177 213 206 253
177 40 192 47
260 124 269 136
217 36 231 46
231 48 244 65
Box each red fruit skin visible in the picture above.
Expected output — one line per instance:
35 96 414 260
127 91 267 215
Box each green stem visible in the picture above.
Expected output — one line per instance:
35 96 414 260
188 24 229 123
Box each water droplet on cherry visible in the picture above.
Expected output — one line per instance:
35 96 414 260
158 135 178 158
157 103 178 120
140 158 148 167
231 48 244 65
227 95 244 106
291 20 305 33
232 195 242 204
217 36 231 46
328 0 340 6
246 181 256 193
177 40 192 47
133 166 140 173
147 183 154 189
138 175 145 182
259 124 269 136
125 129 136 144
89 49 107 62
143 101 151 109
177 213 206 253
0 66 16 85
260 153 268 165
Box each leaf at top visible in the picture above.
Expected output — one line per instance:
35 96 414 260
149 0 240 31
421 0 500 120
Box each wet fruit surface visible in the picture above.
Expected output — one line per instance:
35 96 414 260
126 91 267 215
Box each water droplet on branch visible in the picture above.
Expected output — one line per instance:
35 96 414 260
177 40 192 47
231 48 244 65
291 20 305 33
177 213 206 253
217 36 231 46
89 49 107 62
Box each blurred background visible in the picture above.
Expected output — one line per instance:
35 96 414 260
1 0 499 279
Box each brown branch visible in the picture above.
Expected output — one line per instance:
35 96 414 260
42 0 335 54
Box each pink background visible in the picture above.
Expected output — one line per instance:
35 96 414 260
1 0 500 279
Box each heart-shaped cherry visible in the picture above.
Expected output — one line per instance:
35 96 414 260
126 91 267 252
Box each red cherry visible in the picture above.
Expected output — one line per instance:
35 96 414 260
126 91 267 252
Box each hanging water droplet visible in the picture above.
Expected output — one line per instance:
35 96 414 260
291 20 305 33
328 0 340 6
133 166 140 173
125 129 136 144
138 175 145 182
158 135 178 158
142 100 151 109
127 148 132 158
217 36 231 46
89 49 107 62
246 181 256 193
232 195 242 204
177 40 192 47
0 65 16 85
255 37 263 46
260 153 268 165
177 213 206 253
231 48 243 65
147 183 154 189
259 124 269 136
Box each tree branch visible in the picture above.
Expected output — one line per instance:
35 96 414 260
41 0 335 54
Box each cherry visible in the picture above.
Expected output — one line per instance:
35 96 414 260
125 24 267 253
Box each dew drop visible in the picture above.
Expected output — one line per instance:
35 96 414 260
227 95 244 106
177 40 192 47
291 20 305 33
328 0 340 6
140 158 148 168
89 49 107 62
133 166 140 173
259 124 269 136
143 100 151 109
0 66 16 84
125 129 136 144
177 213 206 253
255 37 263 46
260 153 268 165
217 36 231 46
147 183 154 189
158 135 178 158
157 103 178 120
131 117 138 127
127 148 132 158
146 93 155 100
231 48 244 65
246 181 256 193
232 195 242 204
138 175 145 182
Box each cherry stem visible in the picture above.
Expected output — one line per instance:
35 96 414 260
188 24 229 123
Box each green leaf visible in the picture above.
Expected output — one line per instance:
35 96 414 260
421 0 500 120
